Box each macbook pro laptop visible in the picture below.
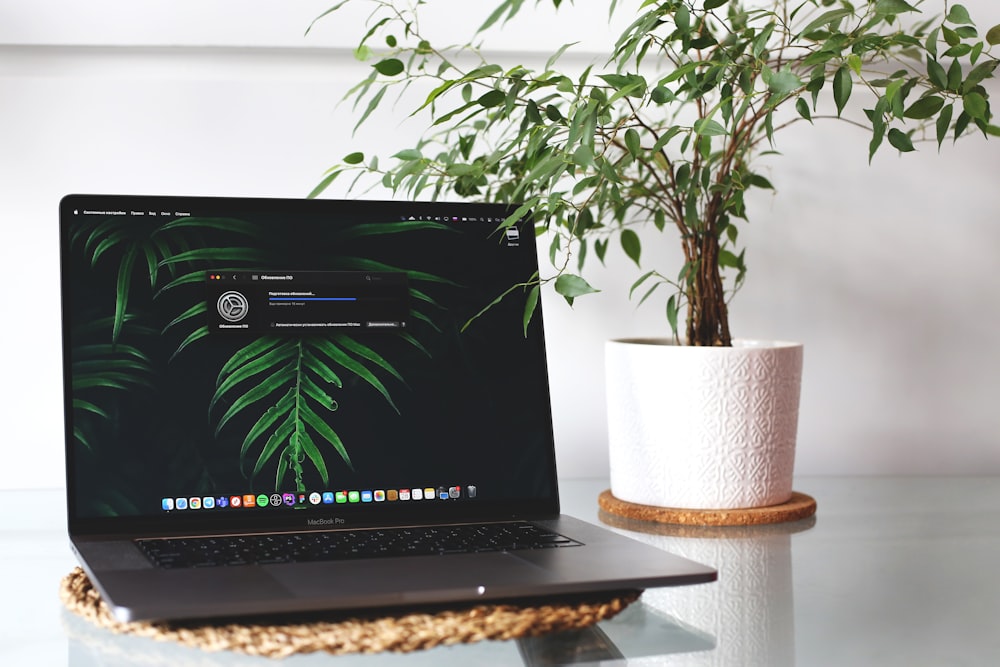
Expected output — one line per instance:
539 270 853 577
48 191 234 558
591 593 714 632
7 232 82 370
60 194 716 622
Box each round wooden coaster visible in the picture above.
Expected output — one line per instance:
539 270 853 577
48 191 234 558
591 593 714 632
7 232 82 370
59 568 639 658
598 490 817 527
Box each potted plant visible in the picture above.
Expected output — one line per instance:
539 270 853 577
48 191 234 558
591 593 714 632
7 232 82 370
309 0 998 508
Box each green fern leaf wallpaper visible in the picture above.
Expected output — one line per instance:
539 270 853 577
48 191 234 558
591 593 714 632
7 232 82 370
62 196 553 520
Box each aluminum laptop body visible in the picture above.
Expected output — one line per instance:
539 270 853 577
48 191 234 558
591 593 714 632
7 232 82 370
60 194 716 622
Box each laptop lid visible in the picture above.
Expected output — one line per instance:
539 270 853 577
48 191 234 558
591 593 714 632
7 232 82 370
61 194 558 538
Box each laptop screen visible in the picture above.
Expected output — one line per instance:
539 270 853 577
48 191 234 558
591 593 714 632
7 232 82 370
60 195 558 533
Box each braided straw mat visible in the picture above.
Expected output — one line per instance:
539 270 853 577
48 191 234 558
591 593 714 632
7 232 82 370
59 568 639 658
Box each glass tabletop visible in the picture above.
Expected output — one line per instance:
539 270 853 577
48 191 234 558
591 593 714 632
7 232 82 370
4 477 1000 666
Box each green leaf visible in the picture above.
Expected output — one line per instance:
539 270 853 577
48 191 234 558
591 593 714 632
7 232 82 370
545 42 579 70
298 429 329 486
718 249 741 269
343 151 364 164
970 40 984 65
944 44 972 58
218 337 282 381
673 1 692 30
946 5 973 26
652 127 682 153
112 246 136 344
73 399 109 420
964 61 998 92
274 450 290 490
887 128 916 152
798 9 852 37
963 92 988 120
554 273 598 305
333 334 404 383
936 103 954 148
157 216 260 235
925 27 940 58
666 294 679 335
624 128 641 156
927 58 948 89
596 73 646 97
954 110 972 139
307 169 342 199
629 271 656 300
240 388 293 459
478 0 526 32
301 406 353 471
303 350 343 388
987 24 1000 46
572 144 595 168
304 0 352 36
693 119 728 136
948 59 964 91
796 97 813 122
301 374 336 411
634 280 661 310
392 148 423 161
162 301 206 334
312 339 398 412
334 219 453 241
904 96 945 119
252 414 295 478
847 54 862 77
833 66 852 117
477 89 505 108
651 86 674 104
767 68 804 97
158 247 264 267
353 84 386 134
170 326 209 361
620 229 641 267
704 0 728 9
216 364 296 435
212 342 297 413
875 0 917 16
373 58 404 76
523 285 540 337
869 127 885 162
526 99 542 124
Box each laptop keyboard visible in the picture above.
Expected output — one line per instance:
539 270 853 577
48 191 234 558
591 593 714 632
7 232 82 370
137 521 581 569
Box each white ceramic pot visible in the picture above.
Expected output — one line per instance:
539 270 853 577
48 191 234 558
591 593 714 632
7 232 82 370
606 338 803 509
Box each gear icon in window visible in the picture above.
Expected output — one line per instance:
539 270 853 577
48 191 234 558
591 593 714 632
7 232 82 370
217 291 249 322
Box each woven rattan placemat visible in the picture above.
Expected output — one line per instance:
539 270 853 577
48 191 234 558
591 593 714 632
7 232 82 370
598 490 817 527
59 567 639 658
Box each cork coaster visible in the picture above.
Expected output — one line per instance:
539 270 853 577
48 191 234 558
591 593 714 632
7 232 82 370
598 490 817 527
59 567 639 658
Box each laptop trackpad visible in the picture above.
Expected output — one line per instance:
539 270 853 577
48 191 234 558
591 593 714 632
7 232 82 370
270 552 549 604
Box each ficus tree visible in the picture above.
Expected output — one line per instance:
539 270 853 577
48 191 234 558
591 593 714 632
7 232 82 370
311 0 999 346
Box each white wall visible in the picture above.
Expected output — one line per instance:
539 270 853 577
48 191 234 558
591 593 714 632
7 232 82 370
2 1 999 489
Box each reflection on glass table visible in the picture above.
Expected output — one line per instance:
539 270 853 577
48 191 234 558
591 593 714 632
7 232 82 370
600 512 816 667
12 478 1000 666
63 517 817 667
64 599 718 667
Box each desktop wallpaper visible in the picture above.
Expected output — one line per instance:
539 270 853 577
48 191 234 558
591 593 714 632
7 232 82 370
62 197 554 521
